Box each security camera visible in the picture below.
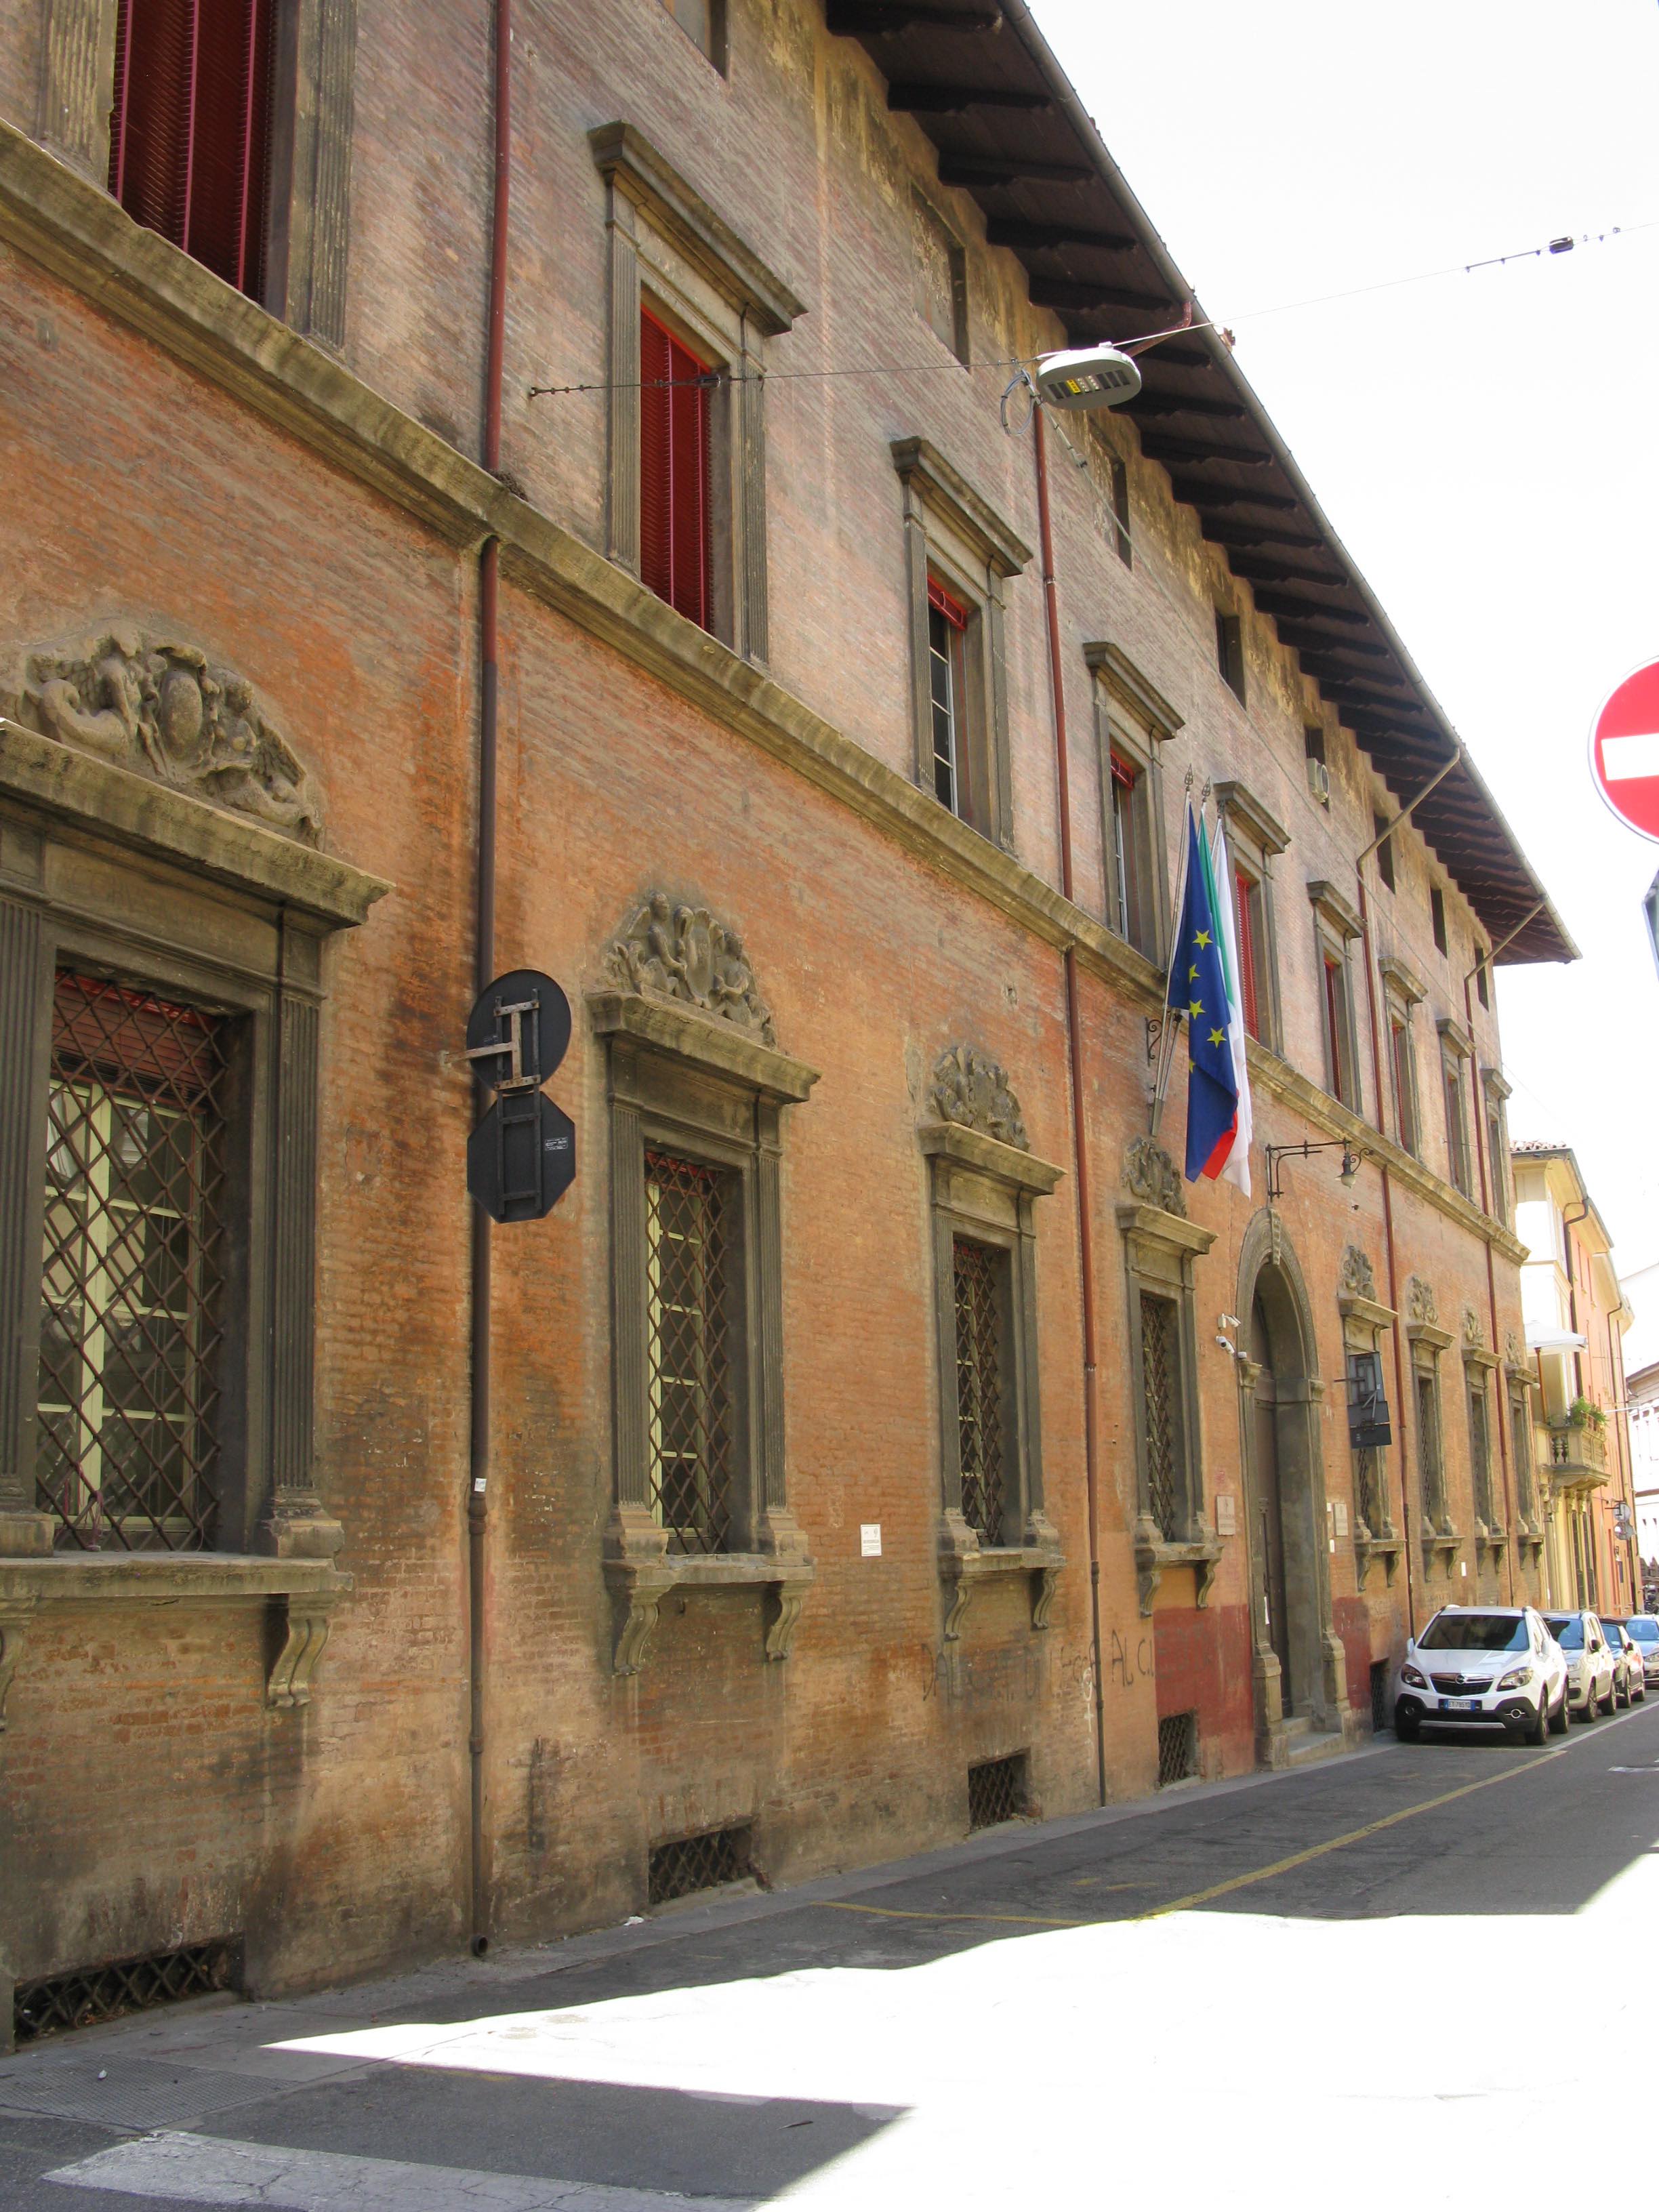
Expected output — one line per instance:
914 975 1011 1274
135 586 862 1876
1032 344 1143 411
1216 1334 1237 1358
1218 1313 1240 1330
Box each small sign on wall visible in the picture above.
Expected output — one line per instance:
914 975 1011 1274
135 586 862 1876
1214 1494 1237 1536
1332 1500 1349 1538
860 1523 882 1557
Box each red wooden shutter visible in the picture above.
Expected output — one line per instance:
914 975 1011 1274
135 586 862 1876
928 576 968 630
639 308 712 630
1233 868 1260 1040
1324 957 1345 1102
108 0 275 300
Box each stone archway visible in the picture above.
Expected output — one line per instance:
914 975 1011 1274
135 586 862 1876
1235 1212 1352 1765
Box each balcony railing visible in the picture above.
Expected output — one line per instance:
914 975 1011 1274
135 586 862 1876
1548 1418 1608 1487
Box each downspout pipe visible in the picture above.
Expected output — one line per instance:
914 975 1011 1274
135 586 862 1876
469 0 511 1961
1031 402 1107 1808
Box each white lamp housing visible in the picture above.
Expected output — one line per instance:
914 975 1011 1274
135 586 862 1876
1032 344 1143 411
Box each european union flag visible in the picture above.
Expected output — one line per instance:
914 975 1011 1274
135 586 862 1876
1167 804 1241 1181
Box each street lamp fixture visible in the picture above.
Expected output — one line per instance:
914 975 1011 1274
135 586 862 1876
1265 1139 1364 1204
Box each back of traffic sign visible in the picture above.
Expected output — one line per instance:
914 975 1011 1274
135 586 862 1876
1592 661 1659 843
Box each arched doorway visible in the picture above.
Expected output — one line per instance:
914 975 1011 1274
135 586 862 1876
1237 1215 1349 1762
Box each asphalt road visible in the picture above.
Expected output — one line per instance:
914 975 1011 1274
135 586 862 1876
9 1700 1659 2211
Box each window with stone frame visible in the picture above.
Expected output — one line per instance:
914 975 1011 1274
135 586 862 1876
952 1235 1013 1546
922 1046 1062 1640
1483 1069 1513 1225
660 0 726 66
1378 956 1425 1158
642 1147 739 1554
1119 1158 1217 1599
1509 1382 1536 1525
36 970 237 1552
1215 783 1288 1054
1415 1359 1447 1530
912 190 968 365
592 897 817 1671
1086 643 1179 967
1439 1019 1473 1199
592 124 804 664
1466 1371 1495 1532
0 622 384 1717
894 441 1028 853
37 0 359 345
1307 882 1364 1113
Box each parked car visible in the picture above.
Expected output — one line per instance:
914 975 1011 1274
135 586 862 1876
1395 1606 1568 1744
1622 1614 1659 1692
1600 1618 1647 1705
1542 1611 1618 1719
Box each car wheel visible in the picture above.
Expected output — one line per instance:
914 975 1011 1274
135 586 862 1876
1638 1683 1647 1703
1618 1678 1631 1708
1601 1681 1617 1716
1580 1692 1597 1723
1525 1692 1549 1746
1549 1689 1569 1735
1395 1710 1420 1744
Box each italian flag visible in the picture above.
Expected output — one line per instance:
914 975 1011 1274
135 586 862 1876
1198 813 1253 1194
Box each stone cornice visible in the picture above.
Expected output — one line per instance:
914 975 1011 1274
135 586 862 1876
1082 642 1183 741
888 437 1032 578
919 1120 1063 1197
0 123 1526 1268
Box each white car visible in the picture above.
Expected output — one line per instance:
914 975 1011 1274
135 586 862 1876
1394 1605 1568 1744
1542 1611 1618 1719
1622 1614 1659 1691
1600 1619 1646 1706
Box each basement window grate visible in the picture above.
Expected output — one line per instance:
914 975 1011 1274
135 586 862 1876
648 1823 753 1906
1370 1658 1391 1734
14 1940 239 2045
1157 1711 1198 1788
967 1751 1027 1830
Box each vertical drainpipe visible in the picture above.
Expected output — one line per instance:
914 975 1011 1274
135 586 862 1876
1462 958 1515 1601
469 0 511 1960
1030 403 1107 1807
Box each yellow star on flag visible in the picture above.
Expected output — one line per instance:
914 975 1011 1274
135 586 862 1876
1194 930 1212 949
1189 999 1204 1019
1208 1027 1226 1047
1189 963 1200 981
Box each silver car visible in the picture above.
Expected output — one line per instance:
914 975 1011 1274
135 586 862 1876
1623 1614 1659 1690
1601 1618 1650 1705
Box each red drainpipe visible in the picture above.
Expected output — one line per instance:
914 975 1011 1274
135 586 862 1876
469 0 511 1960
1031 403 1107 1807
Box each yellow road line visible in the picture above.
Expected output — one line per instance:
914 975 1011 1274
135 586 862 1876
813 1713 1648 1934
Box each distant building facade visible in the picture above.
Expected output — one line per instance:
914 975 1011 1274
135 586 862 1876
0 0 1574 2022
1515 1148 1639 1612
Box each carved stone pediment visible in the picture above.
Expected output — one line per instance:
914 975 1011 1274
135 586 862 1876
1406 1275 1438 1326
607 893 775 1044
930 1044 1028 1150
1122 1134 1185 1218
1339 1244 1377 1302
3 624 321 843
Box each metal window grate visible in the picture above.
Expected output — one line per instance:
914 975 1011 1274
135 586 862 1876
1353 1446 1385 1537
1141 1292 1179 1540
1370 1659 1391 1734
37 972 230 1553
1468 1385 1493 1527
1156 1711 1197 1788
967 1752 1027 1830
647 1823 753 1906
953 1238 1006 1547
14 1940 238 2045
644 1150 733 1555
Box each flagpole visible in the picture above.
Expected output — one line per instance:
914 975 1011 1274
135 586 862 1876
1149 792 1193 1134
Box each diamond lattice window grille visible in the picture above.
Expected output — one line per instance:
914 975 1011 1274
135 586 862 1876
647 1824 753 1906
36 972 230 1553
1354 1446 1385 1536
1156 1711 1197 1788
953 1237 1007 1547
644 1149 735 1556
13 1940 239 2045
1141 1292 1180 1541
967 1752 1027 1830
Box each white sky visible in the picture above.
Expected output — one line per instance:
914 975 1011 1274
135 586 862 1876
1032 0 1659 1288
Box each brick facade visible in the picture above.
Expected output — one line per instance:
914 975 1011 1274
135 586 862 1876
0 0 1566 2013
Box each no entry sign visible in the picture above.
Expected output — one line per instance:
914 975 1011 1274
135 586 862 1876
1592 661 1659 842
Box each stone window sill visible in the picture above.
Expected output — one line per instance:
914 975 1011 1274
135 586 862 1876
1134 1532 1224 1616
1354 1531 1404 1590
0 1555 351 1724
937 1510 1063 1639
603 1548 815 1675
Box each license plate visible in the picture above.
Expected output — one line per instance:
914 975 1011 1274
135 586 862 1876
1439 1697 1482 1713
